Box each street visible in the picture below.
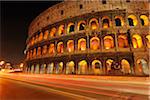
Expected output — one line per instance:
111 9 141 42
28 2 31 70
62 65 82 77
0 73 149 100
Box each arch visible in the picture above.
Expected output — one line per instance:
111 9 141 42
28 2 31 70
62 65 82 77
48 43 55 54
44 30 49 40
42 45 47 55
128 15 138 26
56 62 63 74
102 16 111 28
78 20 86 31
118 35 129 48
50 27 56 37
104 36 114 49
35 64 40 74
57 42 64 53
35 35 39 43
121 59 131 74
37 47 41 56
132 34 143 48
78 60 88 74
115 16 124 26
90 37 100 50
146 35 150 48
106 59 114 73
29 50 33 58
137 59 149 75
89 18 98 30
58 25 65 35
33 48 36 57
31 65 34 73
47 63 54 74
31 37 35 45
140 15 149 26
78 38 86 51
40 64 46 74
38 32 43 42
67 40 74 52
66 61 75 74
67 23 75 33
92 60 103 75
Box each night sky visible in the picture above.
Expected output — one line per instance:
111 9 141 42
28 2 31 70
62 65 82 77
1 1 62 64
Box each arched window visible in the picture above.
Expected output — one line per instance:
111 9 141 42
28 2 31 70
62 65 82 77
90 37 100 50
115 16 124 26
89 18 98 30
67 23 75 33
118 35 129 48
33 48 36 57
78 38 86 51
44 30 49 40
102 16 111 28
50 28 56 37
137 59 149 75
37 47 41 56
58 25 65 35
140 15 149 26
30 50 33 58
66 61 75 74
31 37 35 45
104 36 114 49
92 60 102 75
121 59 131 74
35 35 39 43
67 40 74 52
128 15 138 26
132 34 143 48
78 60 88 74
146 35 150 48
57 42 64 53
42 45 47 55
56 62 63 74
48 44 55 54
78 21 86 31
38 32 43 42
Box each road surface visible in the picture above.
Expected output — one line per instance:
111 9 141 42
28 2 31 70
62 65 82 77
0 73 149 100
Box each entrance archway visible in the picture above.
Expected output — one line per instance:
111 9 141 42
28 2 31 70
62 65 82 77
106 59 114 73
31 65 34 73
56 62 63 74
66 61 75 74
47 63 54 74
92 60 103 75
40 64 46 74
137 59 149 75
35 64 40 74
78 60 88 74
121 59 131 74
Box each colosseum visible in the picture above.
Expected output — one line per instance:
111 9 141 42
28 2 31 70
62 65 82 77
25 0 149 76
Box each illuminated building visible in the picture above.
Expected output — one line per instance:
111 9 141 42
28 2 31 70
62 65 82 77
25 0 149 76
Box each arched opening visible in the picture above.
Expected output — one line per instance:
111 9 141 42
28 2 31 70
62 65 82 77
102 18 110 28
90 37 100 50
48 44 55 54
115 16 124 26
31 37 35 45
38 32 43 42
92 60 103 75
47 63 54 74
35 64 40 74
104 36 114 49
29 50 33 58
57 42 64 53
66 61 75 74
42 45 47 55
56 62 63 74
50 27 56 37
118 35 129 48
137 59 149 75
140 15 149 26
37 47 41 56
146 35 150 48
40 64 46 74
67 40 74 52
78 21 86 31
67 23 75 33
58 25 65 35
128 15 138 26
106 59 114 73
44 30 49 40
89 18 98 30
35 35 39 43
33 48 36 57
31 65 34 73
78 38 86 51
132 34 143 48
121 59 131 74
78 60 88 74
